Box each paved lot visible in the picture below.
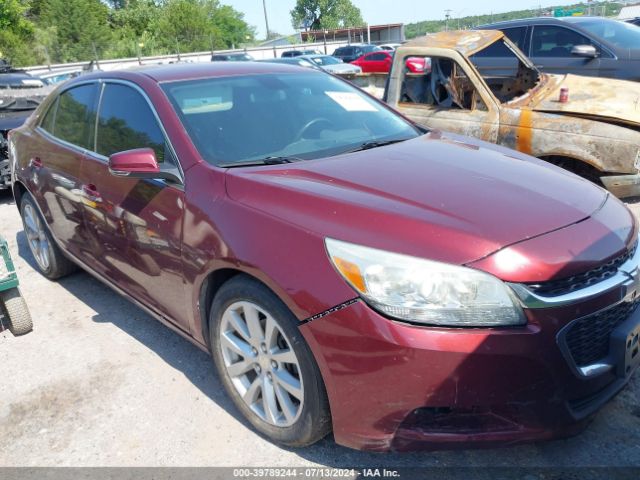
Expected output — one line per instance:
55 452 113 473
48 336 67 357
0 188 639 468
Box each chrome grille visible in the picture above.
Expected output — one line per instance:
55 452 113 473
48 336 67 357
526 244 636 297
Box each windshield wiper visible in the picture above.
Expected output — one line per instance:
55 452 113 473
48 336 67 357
219 156 304 168
343 138 409 154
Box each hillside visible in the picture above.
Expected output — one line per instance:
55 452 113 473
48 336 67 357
405 1 625 38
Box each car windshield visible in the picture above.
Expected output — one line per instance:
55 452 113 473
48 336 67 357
567 18 640 48
162 72 419 166
309 56 341 66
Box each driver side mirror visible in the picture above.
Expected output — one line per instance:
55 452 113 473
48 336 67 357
571 44 598 58
108 148 181 184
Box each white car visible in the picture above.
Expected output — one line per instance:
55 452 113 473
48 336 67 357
299 55 362 74
379 43 402 51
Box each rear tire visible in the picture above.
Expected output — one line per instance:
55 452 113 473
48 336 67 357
1 288 33 336
210 275 332 447
20 193 76 280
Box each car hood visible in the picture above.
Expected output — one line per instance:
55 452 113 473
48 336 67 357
0 109 32 131
225 131 607 266
529 74 640 127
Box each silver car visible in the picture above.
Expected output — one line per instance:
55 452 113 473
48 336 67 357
299 55 362 74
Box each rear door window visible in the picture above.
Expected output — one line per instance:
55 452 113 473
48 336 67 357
45 84 98 149
40 98 58 134
369 53 388 61
96 83 170 163
502 27 527 50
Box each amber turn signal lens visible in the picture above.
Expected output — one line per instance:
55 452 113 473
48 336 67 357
332 257 367 293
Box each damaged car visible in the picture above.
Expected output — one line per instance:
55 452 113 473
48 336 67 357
9 63 640 451
352 30 640 197
0 62 52 190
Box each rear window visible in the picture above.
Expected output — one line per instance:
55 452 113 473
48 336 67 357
45 84 97 149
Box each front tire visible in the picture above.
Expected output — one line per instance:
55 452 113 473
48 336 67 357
1 288 33 336
210 275 331 447
20 193 76 280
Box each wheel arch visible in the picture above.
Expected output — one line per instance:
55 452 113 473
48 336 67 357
537 154 605 185
12 180 27 211
198 267 284 350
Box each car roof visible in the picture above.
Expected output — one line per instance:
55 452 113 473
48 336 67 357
478 15 607 29
68 62 318 84
260 58 312 65
403 30 504 56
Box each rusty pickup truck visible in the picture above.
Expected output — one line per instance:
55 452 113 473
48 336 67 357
347 30 640 198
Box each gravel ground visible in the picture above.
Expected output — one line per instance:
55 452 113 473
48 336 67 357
0 188 639 468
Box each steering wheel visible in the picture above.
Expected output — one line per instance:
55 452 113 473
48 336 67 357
294 118 333 142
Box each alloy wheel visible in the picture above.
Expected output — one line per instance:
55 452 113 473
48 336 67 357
23 203 51 271
219 301 304 427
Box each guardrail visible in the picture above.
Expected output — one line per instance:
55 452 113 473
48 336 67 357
23 40 350 76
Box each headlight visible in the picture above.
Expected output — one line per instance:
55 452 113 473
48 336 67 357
325 238 525 327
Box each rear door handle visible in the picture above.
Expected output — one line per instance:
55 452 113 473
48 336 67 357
30 157 42 168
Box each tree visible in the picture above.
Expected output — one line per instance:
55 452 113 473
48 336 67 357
290 0 364 31
153 0 254 53
41 0 112 63
0 0 36 64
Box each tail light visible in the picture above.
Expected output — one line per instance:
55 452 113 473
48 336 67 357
406 57 426 72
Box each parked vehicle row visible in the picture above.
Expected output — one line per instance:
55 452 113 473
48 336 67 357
211 43 405 74
8 51 640 452
258 55 362 74
1 62 55 190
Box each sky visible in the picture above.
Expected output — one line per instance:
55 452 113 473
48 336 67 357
222 0 579 38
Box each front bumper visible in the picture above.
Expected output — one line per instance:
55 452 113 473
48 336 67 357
300 295 640 452
601 173 640 199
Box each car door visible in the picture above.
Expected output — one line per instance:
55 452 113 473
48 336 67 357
79 81 190 331
369 52 392 72
28 83 98 260
394 55 500 143
529 25 601 76
356 52 374 72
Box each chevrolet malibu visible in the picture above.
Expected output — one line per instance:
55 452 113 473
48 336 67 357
9 63 640 451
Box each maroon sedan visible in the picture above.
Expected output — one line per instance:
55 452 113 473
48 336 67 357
8 63 640 451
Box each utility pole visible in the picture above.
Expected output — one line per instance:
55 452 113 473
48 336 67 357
445 9 452 31
262 0 271 40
